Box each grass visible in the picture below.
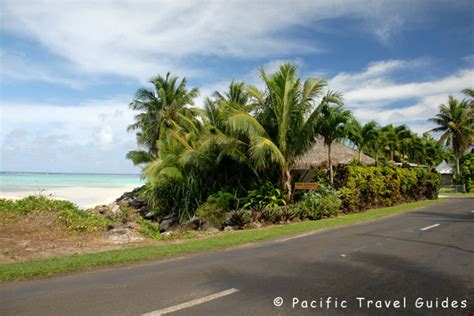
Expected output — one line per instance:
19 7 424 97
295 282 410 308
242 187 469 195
0 199 441 282
0 196 110 231
439 192 474 197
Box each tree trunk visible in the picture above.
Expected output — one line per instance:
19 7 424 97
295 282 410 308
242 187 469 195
358 149 362 163
281 166 293 202
455 156 460 178
328 143 334 185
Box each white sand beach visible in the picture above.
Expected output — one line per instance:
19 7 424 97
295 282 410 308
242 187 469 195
0 186 137 209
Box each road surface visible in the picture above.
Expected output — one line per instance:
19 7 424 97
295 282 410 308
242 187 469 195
1 198 473 315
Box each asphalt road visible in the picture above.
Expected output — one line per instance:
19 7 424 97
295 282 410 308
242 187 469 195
1 198 473 315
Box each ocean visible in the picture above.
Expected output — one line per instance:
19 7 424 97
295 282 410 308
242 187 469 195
0 172 145 191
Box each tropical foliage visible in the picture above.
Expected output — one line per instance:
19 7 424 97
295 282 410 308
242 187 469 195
429 95 474 176
126 62 471 224
334 165 440 212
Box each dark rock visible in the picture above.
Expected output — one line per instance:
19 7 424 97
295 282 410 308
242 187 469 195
130 197 146 208
144 211 155 219
115 185 145 202
183 216 201 230
159 218 173 232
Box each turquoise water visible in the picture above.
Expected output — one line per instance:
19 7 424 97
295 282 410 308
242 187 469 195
0 172 145 189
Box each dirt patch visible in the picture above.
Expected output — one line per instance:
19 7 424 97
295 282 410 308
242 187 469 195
0 211 152 264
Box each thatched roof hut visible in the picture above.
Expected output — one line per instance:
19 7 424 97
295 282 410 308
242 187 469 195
293 137 375 170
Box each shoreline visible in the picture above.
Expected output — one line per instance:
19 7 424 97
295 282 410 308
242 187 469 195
0 185 138 209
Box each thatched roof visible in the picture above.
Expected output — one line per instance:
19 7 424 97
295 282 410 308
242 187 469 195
293 137 375 170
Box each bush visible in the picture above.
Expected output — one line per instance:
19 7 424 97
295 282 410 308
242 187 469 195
260 204 305 223
225 210 251 229
243 182 286 211
334 165 440 212
297 185 341 220
196 203 226 228
58 208 110 232
0 195 110 232
196 191 237 228
460 153 474 192
207 191 238 210
137 218 161 239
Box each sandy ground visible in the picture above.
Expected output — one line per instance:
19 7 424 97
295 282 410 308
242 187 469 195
0 186 136 209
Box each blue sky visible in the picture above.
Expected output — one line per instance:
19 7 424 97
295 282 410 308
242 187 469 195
0 0 473 174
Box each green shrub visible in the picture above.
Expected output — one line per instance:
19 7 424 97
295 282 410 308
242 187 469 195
207 191 237 210
225 210 251 229
297 185 341 219
243 182 286 211
261 204 305 223
196 203 227 228
58 208 110 232
137 218 161 239
113 207 135 224
0 195 110 232
460 153 474 192
196 191 237 228
334 165 440 212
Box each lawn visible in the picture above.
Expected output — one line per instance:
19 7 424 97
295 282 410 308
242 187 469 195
439 192 474 197
0 199 441 282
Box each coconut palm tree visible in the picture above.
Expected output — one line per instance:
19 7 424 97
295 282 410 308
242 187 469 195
429 96 474 176
368 126 386 166
317 101 352 185
462 88 474 98
230 63 341 200
127 73 199 165
348 120 379 163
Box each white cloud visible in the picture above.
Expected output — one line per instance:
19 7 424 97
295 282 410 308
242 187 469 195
0 97 141 173
1 0 443 81
327 60 474 133
0 49 86 88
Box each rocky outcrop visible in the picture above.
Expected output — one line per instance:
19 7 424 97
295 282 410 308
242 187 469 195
114 186 152 219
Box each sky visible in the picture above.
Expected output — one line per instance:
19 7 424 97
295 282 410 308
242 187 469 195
0 0 473 174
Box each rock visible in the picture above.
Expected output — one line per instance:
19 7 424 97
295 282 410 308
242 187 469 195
162 231 173 237
144 211 155 219
183 216 201 230
126 222 141 231
159 219 173 232
118 199 130 208
130 197 146 208
95 206 110 215
106 228 144 243
223 226 234 232
160 214 174 221
115 185 145 202
86 207 101 215
109 203 121 215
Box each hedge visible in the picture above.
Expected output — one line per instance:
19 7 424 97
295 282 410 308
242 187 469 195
333 165 440 212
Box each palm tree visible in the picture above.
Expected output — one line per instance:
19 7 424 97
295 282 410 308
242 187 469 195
462 88 474 98
429 96 474 176
230 63 341 201
127 73 199 165
369 126 386 166
348 120 379 163
317 101 352 185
